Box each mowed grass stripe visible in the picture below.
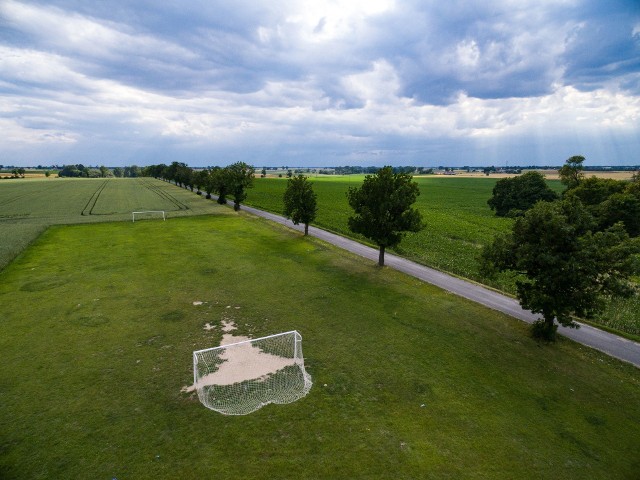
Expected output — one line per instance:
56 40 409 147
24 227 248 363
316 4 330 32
0 215 639 479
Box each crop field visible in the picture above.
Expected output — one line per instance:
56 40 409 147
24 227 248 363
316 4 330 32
249 176 533 283
0 177 229 270
1 215 639 479
245 176 640 336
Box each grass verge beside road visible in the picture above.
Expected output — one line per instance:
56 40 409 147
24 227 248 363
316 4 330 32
1 215 639 479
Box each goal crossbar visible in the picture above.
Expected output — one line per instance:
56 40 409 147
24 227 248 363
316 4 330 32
193 330 299 355
132 210 166 222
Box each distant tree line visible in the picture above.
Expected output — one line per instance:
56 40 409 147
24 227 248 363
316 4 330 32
333 166 433 175
58 164 111 178
112 166 143 178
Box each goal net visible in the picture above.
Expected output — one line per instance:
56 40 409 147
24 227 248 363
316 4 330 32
193 331 312 415
132 210 166 222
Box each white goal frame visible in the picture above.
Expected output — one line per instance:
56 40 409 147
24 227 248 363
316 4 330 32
132 210 166 222
193 330 312 415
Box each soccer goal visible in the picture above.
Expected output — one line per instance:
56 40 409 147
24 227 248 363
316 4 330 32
131 210 166 222
193 330 312 415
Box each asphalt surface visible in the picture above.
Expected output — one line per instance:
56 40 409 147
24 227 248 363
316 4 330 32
237 202 640 368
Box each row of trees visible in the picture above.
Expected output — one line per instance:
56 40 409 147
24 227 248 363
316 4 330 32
151 159 638 344
139 157 640 345
482 156 640 340
278 162 640 345
287 160 639 343
282 167 423 267
146 162 255 211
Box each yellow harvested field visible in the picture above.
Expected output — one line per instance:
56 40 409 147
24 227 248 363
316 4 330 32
422 169 637 180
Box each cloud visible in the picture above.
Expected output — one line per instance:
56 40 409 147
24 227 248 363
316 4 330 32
0 0 639 167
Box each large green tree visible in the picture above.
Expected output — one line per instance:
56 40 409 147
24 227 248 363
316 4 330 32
283 175 317 235
194 169 209 194
347 166 423 266
207 167 229 204
227 162 255 211
487 171 558 217
481 197 639 340
558 155 585 189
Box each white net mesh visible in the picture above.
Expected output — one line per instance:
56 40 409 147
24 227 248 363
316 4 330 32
193 330 312 415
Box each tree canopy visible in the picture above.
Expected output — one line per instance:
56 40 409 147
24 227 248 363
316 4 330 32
283 175 318 236
347 166 423 266
227 162 255 211
558 155 585 189
487 171 558 217
481 197 640 340
58 164 87 177
564 176 640 238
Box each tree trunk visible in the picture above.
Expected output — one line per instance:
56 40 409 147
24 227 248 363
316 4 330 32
544 316 556 340
304 223 309 236
378 245 385 266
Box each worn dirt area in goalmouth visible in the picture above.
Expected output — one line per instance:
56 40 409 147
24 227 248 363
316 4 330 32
182 319 295 393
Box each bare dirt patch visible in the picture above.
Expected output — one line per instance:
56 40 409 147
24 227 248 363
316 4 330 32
185 318 294 393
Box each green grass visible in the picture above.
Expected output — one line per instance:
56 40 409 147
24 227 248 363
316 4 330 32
1 215 639 479
0 177 230 270
245 176 640 336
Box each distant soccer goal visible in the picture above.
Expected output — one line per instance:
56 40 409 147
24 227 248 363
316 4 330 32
131 210 166 222
193 330 312 415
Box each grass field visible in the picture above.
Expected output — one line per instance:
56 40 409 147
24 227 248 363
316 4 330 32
1 214 639 479
245 176 640 336
0 177 229 270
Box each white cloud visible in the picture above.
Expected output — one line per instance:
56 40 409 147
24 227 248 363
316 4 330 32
0 0 638 166
282 0 395 43
456 40 480 69
341 60 401 105
0 1 197 64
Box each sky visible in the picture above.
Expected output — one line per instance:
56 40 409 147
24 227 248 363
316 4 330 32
1 0 639 168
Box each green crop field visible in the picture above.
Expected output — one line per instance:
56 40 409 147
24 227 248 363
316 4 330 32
0 177 230 270
245 176 640 336
248 175 534 282
1 215 639 479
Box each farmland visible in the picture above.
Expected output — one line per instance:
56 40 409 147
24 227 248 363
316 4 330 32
1 214 639 479
245 175 640 336
0 177 229 270
248 175 533 283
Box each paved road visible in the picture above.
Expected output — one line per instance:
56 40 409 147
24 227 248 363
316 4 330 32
237 203 640 368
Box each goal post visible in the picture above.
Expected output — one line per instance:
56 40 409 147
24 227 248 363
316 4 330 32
132 210 166 222
193 330 312 415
